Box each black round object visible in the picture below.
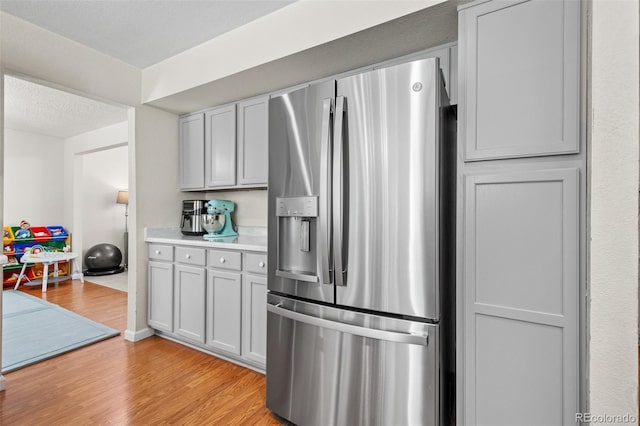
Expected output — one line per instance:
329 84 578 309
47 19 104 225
84 243 123 275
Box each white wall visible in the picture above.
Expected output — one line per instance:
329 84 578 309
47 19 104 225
126 105 190 340
588 0 639 418
81 145 128 258
64 121 128 269
3 128 65 225
142 0 445 104
203 189 267 227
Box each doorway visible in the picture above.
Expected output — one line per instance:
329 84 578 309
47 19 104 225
3 74 130 291
77 145 129 291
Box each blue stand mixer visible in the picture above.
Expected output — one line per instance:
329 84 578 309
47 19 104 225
202 200 238 240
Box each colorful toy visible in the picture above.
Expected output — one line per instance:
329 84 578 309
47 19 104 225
50 227 64 236
9 272 29 283
14 220 32 239
24 245 46 255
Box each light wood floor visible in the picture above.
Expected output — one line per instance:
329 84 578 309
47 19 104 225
1 280 282 425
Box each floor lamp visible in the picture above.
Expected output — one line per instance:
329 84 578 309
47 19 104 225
117 190 129 270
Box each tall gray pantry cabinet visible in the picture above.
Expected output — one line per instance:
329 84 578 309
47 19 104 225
457 0 583 425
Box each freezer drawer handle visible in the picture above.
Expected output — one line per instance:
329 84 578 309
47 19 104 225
267 303 428 346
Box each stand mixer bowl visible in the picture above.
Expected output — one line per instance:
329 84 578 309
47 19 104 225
201 214 225 234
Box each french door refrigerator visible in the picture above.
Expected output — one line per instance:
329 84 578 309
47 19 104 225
267 57 456 426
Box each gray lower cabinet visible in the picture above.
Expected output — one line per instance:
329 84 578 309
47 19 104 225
206 269 242 355
179 96 268 190
147 243 267 371
241 273 267 365
462 167 579 425
174 264 206 343
148 260 173 332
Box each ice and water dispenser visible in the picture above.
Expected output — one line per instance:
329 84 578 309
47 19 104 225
275 196 319 282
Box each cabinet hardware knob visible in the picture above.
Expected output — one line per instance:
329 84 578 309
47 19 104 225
259 262 265 268
155 250 161 255
186 254 191 259
220 257 226 263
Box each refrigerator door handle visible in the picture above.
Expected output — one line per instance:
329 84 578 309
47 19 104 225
267 303 429 346
318 98 333 285
333 96 346 286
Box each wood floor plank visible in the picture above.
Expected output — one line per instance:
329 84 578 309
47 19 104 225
1 280 281 425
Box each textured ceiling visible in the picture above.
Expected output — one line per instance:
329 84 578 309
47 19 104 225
0 0 295 68
4 75 128 139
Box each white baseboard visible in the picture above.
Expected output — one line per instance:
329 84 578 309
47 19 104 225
155 332 265 375
124 327 155 342
0 374 6 391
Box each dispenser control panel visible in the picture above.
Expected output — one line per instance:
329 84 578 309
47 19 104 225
276 196 318 217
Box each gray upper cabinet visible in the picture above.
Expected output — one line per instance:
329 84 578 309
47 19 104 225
205 105 237 188
179 97 268 191
237 96 269 186
458 0 580 161
179 113 205 189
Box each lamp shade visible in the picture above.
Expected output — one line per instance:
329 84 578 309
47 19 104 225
116 190 129 205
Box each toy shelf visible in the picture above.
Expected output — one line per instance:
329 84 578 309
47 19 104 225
3 225 71 287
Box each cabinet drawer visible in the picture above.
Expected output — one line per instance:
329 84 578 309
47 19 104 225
209 249 242 271
148 244 173 262
244 252 267 275
175 246 207 266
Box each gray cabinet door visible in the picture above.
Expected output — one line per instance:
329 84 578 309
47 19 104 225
205 104 237 188
237 96 268 186
179 113 205 189
206 269 242 355
174 264 206 343
462 167 579 426
148 261 173 332
241 273 267 365
458 0 580 160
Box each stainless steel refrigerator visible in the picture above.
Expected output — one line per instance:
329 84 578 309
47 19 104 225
267 57 456 426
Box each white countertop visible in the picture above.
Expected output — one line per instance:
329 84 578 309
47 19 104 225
144 227 268 252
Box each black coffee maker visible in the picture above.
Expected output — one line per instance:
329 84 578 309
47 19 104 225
181 200 207 235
